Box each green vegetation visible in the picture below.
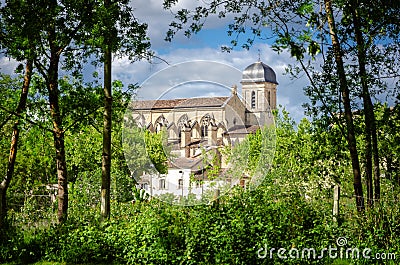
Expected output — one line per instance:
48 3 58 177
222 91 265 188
1 103 400 264
1 0 399 264
164 0 400 211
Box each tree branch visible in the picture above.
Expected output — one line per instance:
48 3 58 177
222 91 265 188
0 104 53 134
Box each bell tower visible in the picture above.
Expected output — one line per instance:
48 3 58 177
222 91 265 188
241 61 278 125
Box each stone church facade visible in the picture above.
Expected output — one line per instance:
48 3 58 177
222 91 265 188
130 61 278 200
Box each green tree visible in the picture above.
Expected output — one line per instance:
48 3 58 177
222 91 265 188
0 62 32 226
0 0 41 225
323 0 364 210
163 0 400 211
0 74 58 226
344 0 399 203
1 0 150 223
144 130 168 175
123 125 168 178
83 0 151 220
100 0 113 221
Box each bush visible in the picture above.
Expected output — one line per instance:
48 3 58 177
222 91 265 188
1 184 399 264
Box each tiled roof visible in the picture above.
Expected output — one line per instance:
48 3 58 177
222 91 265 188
169 156 206 171
131 97 230 110
224 125 260 134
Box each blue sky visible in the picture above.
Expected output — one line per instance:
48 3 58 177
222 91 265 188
0 0 311 123
114 1 311 123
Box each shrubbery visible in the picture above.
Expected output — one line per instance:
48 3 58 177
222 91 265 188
1 109 399 264
1 183 399 264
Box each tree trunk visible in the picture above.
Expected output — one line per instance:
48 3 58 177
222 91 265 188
0 59 33 227
372 123 380 201
101 2 112 219
363 126 374 207
324 0 364 211
48 31 68 223
350 2 380 204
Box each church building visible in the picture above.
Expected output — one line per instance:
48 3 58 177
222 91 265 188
131 61 278 200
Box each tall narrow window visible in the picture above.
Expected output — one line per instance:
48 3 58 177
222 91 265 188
159 179 166 190
251 91 256 109
177 114 188 141
201 125 208 137
200 114 211 138
178 179 183 189
268 91 271 105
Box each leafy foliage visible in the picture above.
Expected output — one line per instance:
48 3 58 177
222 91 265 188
1 108 399 264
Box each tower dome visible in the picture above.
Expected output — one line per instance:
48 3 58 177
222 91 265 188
241 61 278 84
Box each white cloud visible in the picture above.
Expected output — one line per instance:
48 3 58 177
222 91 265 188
0 57 20 75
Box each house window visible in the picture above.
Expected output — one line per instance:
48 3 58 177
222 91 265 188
196 180 203 188
159 179 166 190
178 179 183 189
251 91 256 109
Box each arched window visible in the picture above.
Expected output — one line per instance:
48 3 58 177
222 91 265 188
200 114 212 138
135 114 146 128
251 91 256 109
155 115 168 133
177 114 189 141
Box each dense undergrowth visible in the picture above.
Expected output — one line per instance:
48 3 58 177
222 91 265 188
1 107 399 264
1 183 399 265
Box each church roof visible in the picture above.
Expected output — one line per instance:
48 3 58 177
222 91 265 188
224 124 260 135
131 96 230 110
241 61 278 84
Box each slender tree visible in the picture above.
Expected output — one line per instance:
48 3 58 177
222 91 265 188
0 60 32 226
347 1 376 206
101 0 112 220
345 0 400 202
323 0 364 210
0 0 38 225
86 0 150 219
1 0 97 223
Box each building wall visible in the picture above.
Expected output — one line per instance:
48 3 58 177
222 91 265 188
241 82 277 111
133 107 227 134
224 94 246 130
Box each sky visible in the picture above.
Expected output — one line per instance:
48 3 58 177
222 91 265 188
0 0 311 123
113 0 311 123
